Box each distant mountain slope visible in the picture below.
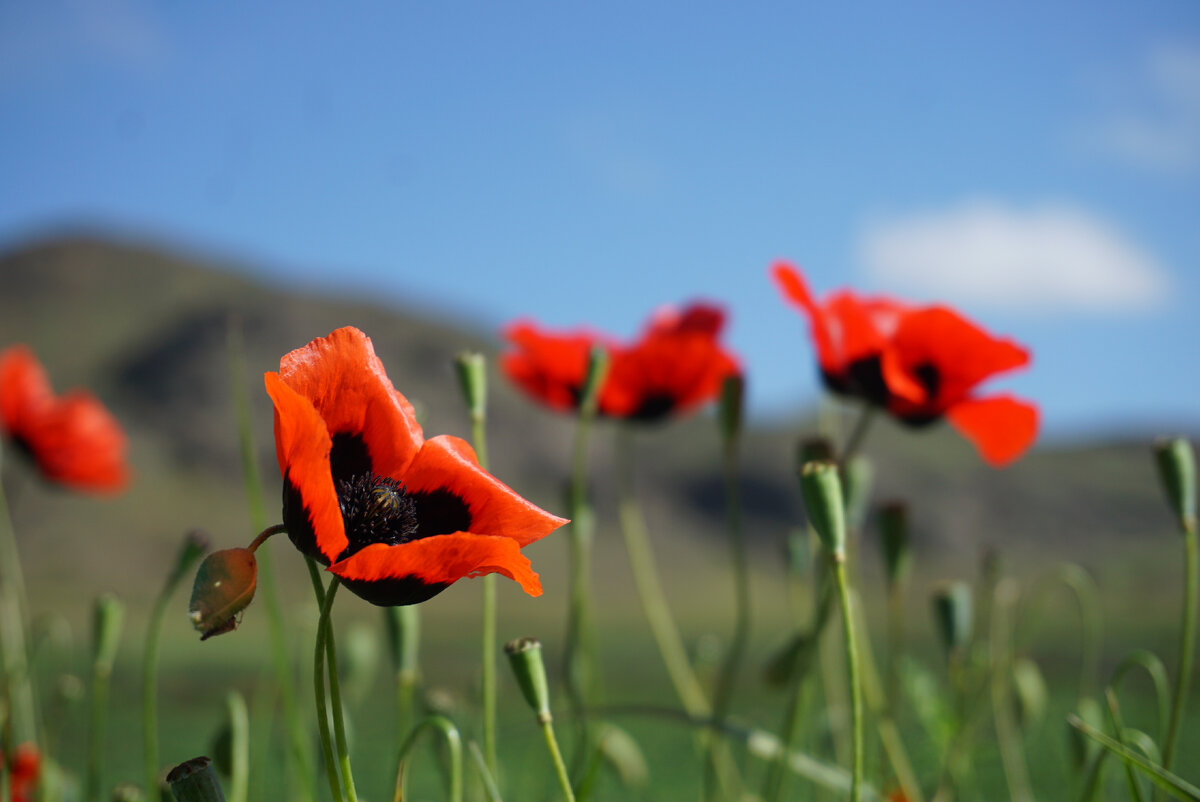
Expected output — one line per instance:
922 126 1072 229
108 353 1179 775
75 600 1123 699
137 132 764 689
0 232 1181 612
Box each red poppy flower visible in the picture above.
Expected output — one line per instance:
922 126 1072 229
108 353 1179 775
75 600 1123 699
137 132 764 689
772 262 1038 467
0 345 129 493
265 327 567 606
6 743 39 802
502 303 740 423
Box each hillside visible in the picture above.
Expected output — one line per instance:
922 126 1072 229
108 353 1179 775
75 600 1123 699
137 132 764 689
0 232 1183 626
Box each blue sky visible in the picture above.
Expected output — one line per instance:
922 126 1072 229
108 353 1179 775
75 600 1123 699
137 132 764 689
2 1 1198 439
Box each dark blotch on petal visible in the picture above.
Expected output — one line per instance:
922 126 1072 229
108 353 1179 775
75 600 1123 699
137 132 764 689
330 432 371 485
845 356 890 406
627 393 677 423
283 476 326 565
411 488 473 537
913 362 941 400
340 574 450 607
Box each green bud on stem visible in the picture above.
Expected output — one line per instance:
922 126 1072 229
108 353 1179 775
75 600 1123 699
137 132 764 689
504 637 552 723
799 461 846 559
454 352 488 421
931 581 972 658
878 500 911 588
188 549 257 640
1155 437 1197 534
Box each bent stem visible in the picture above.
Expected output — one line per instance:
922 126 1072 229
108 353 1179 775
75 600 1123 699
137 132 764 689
1163 524 1198 774
394 715 463 802
832 555 864 802
614 427 709 718
0 466 36 748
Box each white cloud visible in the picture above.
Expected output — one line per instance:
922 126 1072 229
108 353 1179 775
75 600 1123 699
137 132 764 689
860 200 1170 314
1084 42 1200 174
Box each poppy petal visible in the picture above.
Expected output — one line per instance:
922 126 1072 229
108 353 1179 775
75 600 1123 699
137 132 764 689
502 321 601 413
886 306 1030 410
264 372 347 563
401 435 568 547
0 346 52 433
276 327 423 480
26 393 129 491
772 262 840 372
947 395 1039 467
330 533 543 601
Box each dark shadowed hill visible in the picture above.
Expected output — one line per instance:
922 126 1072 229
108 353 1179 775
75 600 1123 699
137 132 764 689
0 232 1184 619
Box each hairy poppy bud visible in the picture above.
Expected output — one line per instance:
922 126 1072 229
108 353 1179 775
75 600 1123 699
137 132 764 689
879 501 911 588
188 549 257 641
454 352 488 421
1154 437 1197 534
931 581 972 658
799 461 846 559
92 594 124 676
504 637 552 723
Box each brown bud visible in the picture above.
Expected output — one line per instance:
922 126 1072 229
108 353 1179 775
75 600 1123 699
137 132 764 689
188 548 257 640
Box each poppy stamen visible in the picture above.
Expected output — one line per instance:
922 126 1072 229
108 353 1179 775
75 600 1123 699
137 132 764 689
337 474 421 557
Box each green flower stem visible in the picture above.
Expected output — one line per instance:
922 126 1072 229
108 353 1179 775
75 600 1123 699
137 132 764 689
225 691 250 802
143 536 206 797
540 716 577 802
0 467 36 747
990 578 1034 802
387 605 420 752
393 715 463 802
1163 525 1198 774
564 398 601 751
706 429 750 801
614 428 709 718
838 405 876 466
227 322 318 802
832 555 863 802
468 741 504 802
88 595 124 802
325 598 358 802
318 579 358 802
1104 688 1147 802
763 663 816 801
313 575 343 802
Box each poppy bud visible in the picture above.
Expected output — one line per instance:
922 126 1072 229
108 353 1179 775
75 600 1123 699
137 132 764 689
166 757 227 802
718 374 745 445
504 637 552 723
384 605 420 681
1011 657 1047 730
796 437 835 471
799 461 846 559
454 352 488 421
931 581 972 658
92 594 124 676
1154 437 1197 534
188 549 257 641
879 501 911 588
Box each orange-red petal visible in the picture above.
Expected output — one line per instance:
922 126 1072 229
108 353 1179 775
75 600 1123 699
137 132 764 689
772 262 840 372
276 327 424 479
947 395 1039 467
264 371 347 563
884 306 1030 410
400 435 568 547
502 321 604 413
330 533 542 597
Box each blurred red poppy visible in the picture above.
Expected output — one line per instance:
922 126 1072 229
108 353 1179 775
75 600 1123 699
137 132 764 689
772 262 1038 467
7 743 39 802
0 345 129 492
502 302 740 422
266 327 567 606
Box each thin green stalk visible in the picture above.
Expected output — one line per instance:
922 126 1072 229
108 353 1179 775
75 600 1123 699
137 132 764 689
990 578 1034 802
707 433 750 801
457 352 498 777
1163 525 1198 774
88 595 123 802
393 716 463 802
313 575 343 802
227 320 318 802
564 406 600 749
386 605 420 754
832 557 863 802
225 691 250 802
838 405 875 466
1104 688 1147 802
0 468 35 747
540 718 576 802
468 741 504 802
614 427 709 718
322 582 358 802
143 535 206 797
763 660 816 801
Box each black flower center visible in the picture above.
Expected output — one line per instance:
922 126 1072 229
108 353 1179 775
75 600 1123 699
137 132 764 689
337 474 421 555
